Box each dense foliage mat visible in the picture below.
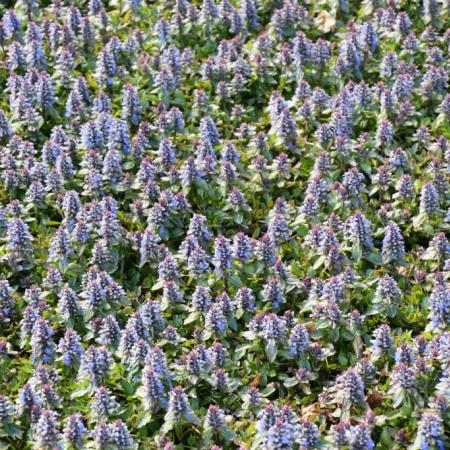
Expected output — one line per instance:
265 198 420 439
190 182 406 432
0 0 449 448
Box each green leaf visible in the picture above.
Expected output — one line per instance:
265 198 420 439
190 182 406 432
423 224 434 235
380 428 393 446
229 274 242 288
121 379 135 395
123 161 135 170
313 255 326 270
234 344 251 362
283 378 299 388
392 390 405 408
233 212 244 224
329 328 339 342
161 416 175 434
135 411 153 428
184 311 201 325
0 440 12 450
228 318 238 331
222 428 236 441
351 244 362 262
338 352 348 366
364 252 382 265
0 423 22 439
202 427 214 444
266 340 278 363
261 386 276 397
412 213 427 228
421 248 436 260
151 280 165 291
186 413 201 426
71 382 91 398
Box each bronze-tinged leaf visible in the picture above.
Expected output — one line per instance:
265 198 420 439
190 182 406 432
250 375 260 388
301 402 322 421
367 390 385 408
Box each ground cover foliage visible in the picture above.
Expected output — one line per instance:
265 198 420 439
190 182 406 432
0 0 449 448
